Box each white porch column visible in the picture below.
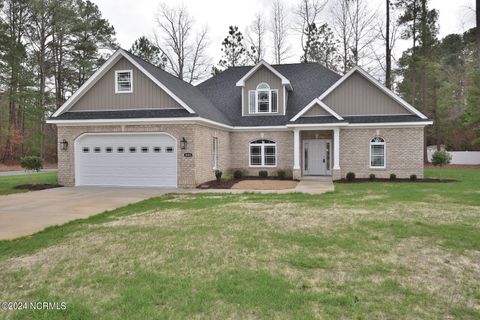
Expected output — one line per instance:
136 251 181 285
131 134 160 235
333 127 340 170
293 129 300 170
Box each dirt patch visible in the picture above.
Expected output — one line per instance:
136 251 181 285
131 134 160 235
198 177 297 189
14 184 63 191
231 180 298 190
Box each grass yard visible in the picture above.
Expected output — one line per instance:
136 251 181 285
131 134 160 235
0 172 58 195
0 168 479 319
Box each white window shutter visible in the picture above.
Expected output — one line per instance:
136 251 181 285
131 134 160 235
249 90 256 113
271 90 278 112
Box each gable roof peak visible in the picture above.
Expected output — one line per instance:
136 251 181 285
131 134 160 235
235 60 293 90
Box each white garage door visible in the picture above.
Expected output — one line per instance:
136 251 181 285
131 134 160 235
75 133 177 187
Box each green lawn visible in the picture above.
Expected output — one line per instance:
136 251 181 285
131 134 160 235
0 168 479 319
0 172 58 195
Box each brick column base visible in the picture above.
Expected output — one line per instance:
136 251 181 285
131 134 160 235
332 169 342 181
293 168 302 180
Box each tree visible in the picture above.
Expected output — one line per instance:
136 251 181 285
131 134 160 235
271 0 290 64
245 13 266 64
295 0 327 63
348 0 378 66
154 2 209 83
385 0 392 88
130 36 165 68
330 0 353 73
306 23 339 69
476 0 479 68
218 26 247 68
69 0 116 89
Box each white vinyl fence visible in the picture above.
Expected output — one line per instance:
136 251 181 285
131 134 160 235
427 149 480 165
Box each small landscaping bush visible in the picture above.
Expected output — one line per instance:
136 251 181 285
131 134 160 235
369 173 376 181
215 170 222 182
277 170 287 180
259 170 268 178
431 150 451 166
20 156 43 172
346 172 355 181
233 170 243 179
390 173 397 181
410 174 417 181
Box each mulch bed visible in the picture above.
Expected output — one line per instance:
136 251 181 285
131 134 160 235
336 178 456 184
198 177 296 189
14 184 63 191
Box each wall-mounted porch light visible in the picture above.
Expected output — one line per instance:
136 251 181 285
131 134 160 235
59 139 69 151
180 137 187 150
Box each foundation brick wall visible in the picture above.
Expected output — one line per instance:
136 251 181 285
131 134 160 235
229 131 294 177
337 127 424 179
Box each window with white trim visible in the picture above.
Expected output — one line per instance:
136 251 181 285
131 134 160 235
249 139 276 167
212 137 219 169
115 70 132 93
370 137 386 168
248 83 278 114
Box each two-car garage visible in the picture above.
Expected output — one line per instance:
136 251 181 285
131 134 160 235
75 133 177 187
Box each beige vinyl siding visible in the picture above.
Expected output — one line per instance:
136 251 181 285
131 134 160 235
70 57 183 112
302 103 331 117
243 66 284 115
322 71 412 116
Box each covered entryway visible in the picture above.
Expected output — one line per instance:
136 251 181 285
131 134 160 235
75 133 177 187
303 139 332 175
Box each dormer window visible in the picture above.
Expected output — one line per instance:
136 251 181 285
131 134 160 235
248 83 278 114
115 70 133 93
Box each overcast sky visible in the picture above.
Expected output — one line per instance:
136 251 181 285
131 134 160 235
92 0 476 68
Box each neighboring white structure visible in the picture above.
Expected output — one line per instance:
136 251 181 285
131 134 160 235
427 146 480 165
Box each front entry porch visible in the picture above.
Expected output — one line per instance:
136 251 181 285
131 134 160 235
292 127 341 180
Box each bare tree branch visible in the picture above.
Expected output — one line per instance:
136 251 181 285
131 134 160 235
271 0 290 64
245 13 266 64
153 2 210 83
295 0 327 62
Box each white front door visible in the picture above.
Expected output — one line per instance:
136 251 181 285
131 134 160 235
303 139 331 175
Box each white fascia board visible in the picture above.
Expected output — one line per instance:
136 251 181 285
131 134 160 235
236 60 292 90
286 123 349 129
52 49 195 117
290 98 343 121
319 66 428 120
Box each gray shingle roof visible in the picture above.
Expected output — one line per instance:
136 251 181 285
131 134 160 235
122 51 232 125
51 50 427 126
196 63 342 126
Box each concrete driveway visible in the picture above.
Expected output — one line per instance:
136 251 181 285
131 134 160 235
0 186 176 240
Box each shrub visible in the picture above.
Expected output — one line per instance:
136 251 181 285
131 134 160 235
369 173 376 181
431 150 451 166
20 156 43 172
390 173 397 181
233 170 243 179
215 170 222 182
409 174 417 181
259 170 268 178
346 172 355 181
277 170 287 180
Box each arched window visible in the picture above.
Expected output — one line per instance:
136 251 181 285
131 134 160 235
249 139 277 167
370 137 385 168
248 83 278 114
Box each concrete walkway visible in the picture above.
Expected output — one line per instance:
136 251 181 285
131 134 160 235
0 186 175 240
0 169 57 176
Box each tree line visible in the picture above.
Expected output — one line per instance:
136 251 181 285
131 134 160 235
1 0 479 164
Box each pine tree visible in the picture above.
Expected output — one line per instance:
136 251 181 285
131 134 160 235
218 26 247 68
130 36 165 68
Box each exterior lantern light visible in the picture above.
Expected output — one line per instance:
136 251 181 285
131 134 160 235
59 139 69 151
180 137 187 150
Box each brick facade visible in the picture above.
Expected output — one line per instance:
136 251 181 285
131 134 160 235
229 130 293 176
335 127 424 179
57 125 424 187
